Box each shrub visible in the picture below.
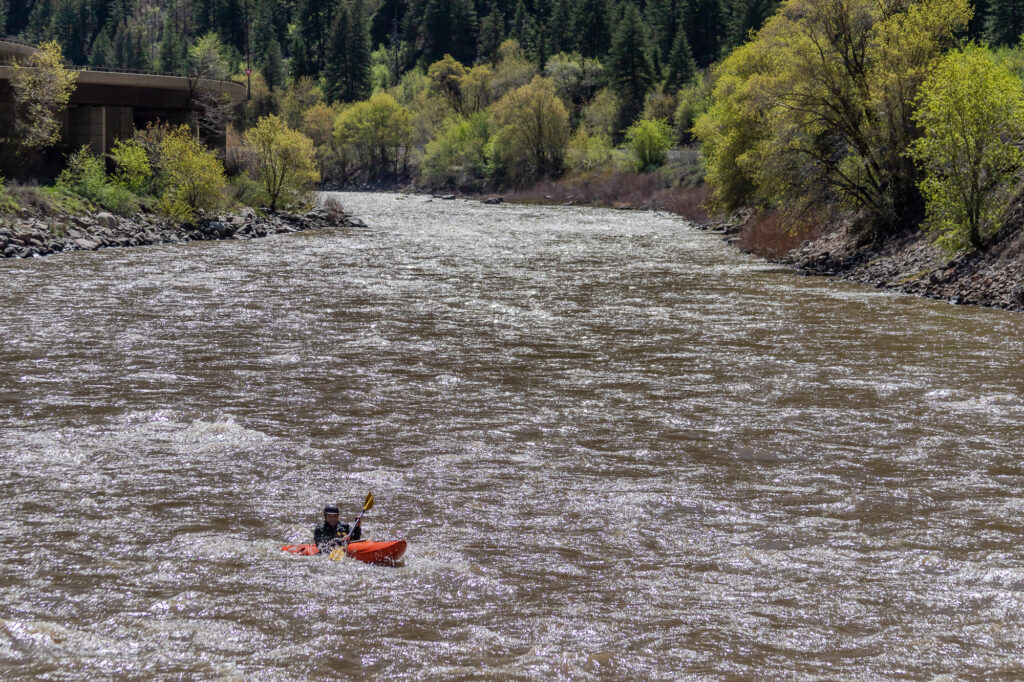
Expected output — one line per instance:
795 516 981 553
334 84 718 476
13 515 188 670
155 192 194 222
244 114 321 210
56 145 140 215
110 139 152 194
156 125 227 217
57 146 107 200
317 194 347 222
625 118 673 172
228 173 263 207
420 112 490 189
565 127 614 174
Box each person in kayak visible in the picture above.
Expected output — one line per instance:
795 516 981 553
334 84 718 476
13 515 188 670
314 504 361 551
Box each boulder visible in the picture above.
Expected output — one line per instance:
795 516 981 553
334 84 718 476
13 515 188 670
345 217 367 228
74 238 100 250
483 196 503 205
94 212 117 229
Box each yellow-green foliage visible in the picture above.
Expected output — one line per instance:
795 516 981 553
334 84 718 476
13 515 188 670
489 40 539 100
427 55 468 112
9 41 78 150
625 118 673 172
565 127 613 174
280 77 324 129
910 46 1024 253
426 56 495 116
642 85 677 124
460 65 495 115
421 112 490 189
694 0 971 234
110 139 152 194
674 72 712 143
544 52 605 121
56 145 140 215
245 114 321 211
334 92 413 179
157 125 227 217
581 87 620 138
487 75 570 184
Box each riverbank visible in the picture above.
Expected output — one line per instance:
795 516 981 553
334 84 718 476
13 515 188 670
0 198 364 259
698 208 1024 311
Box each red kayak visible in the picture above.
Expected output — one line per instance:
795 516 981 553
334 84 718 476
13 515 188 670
281 540 407 565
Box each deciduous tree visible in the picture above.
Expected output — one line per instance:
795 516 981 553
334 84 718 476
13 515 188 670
333 92 413 180
910 46 1024 252
694 0 971 240
245 114 321 210
8 40 78 152
487 75 569 183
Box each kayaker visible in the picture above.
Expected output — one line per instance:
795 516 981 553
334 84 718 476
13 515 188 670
314 504 361 551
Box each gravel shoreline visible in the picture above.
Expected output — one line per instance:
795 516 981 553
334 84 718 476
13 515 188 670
0 206 366 259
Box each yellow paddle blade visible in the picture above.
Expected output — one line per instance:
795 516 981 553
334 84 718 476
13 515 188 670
328 547 345 561
363 490 374 512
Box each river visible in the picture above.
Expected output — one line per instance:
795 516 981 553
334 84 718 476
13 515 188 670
2 192 1024 679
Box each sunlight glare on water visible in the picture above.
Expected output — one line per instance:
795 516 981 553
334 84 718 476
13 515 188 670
2 192 1024 679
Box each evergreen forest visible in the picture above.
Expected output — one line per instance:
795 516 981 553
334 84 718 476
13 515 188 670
7 0 1024 257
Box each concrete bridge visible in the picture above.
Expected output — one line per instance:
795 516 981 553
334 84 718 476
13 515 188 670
0 39 246 156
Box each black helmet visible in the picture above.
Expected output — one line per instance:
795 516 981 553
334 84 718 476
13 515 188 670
324 504 340 515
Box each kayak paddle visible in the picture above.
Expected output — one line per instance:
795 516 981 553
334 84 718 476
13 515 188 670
328 490 374 561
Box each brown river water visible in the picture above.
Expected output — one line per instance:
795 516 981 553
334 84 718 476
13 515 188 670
2 192 1024 679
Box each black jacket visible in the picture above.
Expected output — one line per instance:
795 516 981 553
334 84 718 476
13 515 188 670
314 520 361 550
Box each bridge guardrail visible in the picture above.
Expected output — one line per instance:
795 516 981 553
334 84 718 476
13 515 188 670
1 38 241 88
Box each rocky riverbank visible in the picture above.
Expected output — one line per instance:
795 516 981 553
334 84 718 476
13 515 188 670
709 211 1024 312
0 204 367 259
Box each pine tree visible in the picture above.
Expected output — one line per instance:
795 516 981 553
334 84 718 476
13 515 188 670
252 0 275 58
663 20 695 91
685 0 723 68
325 0 371 103
571 0 610 58
547 0 574 54
89 27 115 67
292 0 333 75
987 0 1024 45
479 5 506 65
371 0 406 48
261 38 284 91
646 0 683 60
725 0 779 47
608 3 653 129
50 0 89 64
421 0 478 65
968 0 990 39
158 14 187 74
